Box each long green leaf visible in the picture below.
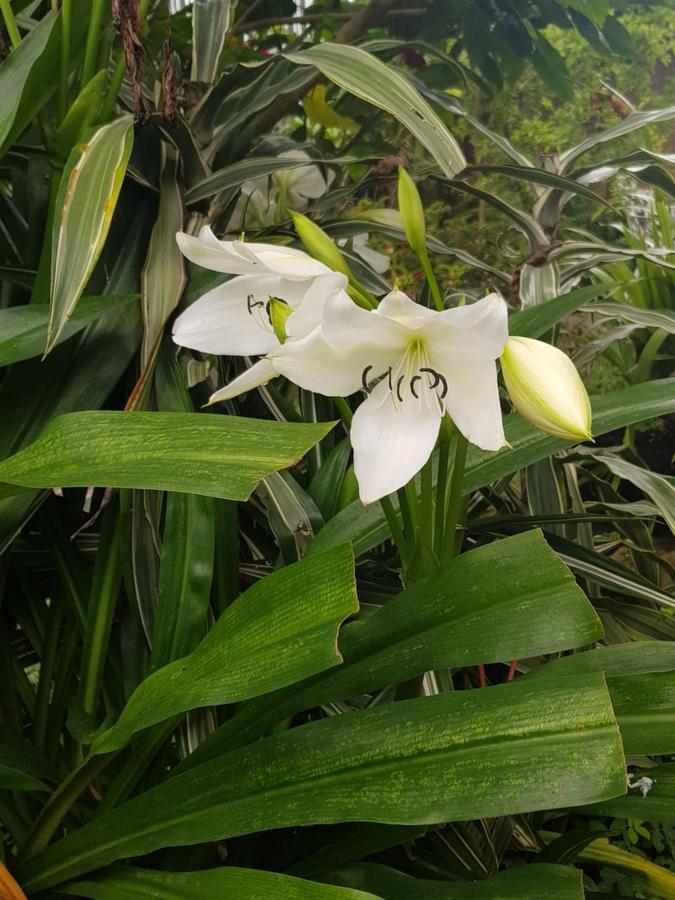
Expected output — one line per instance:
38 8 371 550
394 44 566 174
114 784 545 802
508 283 619 338
285 43 466 178
47 117 134 352
0 295 136 367
92 544 357 754
592 454 675 536
63 866 378 899
312 379 675 558
0 411 334 500
322 861 584 899
465 163 612 208
21 673 625 891
183 530 602 765
191 0 236 84
0 730 52 791
585 301 675 334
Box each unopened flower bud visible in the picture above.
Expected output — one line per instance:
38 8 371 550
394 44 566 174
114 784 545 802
397 167 426 256
501 336 592 442
290 211 351 277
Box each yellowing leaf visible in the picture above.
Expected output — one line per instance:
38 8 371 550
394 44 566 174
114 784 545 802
46 116 134 354
303 85 359 135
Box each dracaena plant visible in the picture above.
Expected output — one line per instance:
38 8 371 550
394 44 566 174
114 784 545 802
1 2 675 899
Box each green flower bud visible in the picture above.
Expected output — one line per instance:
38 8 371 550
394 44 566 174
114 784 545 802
501 337 592 442
290 211 351 277
397 167 426 256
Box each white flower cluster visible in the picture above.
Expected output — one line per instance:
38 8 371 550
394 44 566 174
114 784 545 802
173 229 591 504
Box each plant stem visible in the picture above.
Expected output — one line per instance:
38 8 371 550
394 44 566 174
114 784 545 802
433 418 453 558
0 0 20 48
634 327 668 384
332 396 353 428
420 250 444 311
442 432 468 561
380 495 408 568
58 0 72 121
100 55 126 122
420 456 433 545
397 486 416 545
80 0 107 88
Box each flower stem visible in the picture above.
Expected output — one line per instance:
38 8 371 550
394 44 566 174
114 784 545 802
58 0 72 121
420 456 433 544
80 0 107 87
442 431 468 561
433 417 453 558
380 495 409 568
419 250 444 311
0 0 21 48
332 396 353 428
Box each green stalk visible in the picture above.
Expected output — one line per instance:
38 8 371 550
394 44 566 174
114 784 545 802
442 432 468 561
98 719 178 812
58 0 72 121
332 396 353 428
79 505 122 719
633 327 668 384
0 0 21 48
33 597 63 752
397 486 416 546
419 250 444 311
100 55 126 122
420 456 434 545
432 417 453 558
380 496 409 569
80 0 107 88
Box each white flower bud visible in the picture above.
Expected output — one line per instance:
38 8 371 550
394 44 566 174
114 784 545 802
501 336 592 442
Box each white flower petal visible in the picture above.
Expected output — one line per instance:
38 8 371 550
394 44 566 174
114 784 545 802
285 272 349 339
435 357 505 451
207 359 277 404
321 290 408 354
287 164 328 200
251 244 329 278
351 380 441 504
272 328 381 397
427 293 509 360
376 289 435 326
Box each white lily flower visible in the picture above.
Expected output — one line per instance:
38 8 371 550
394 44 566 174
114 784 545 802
227 150 331 230
172 270 349 357
173 227 346 356
212 289 509 505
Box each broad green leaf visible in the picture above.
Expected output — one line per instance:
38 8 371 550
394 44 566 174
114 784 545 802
0 295 136 367
587 763 675 825
63 866 377 899
586 301 675 334
92 544 357 754
191 0 237 84
286 43 466 178
312 379 675 558
592 455 675 536
0 411 334 501
51 70 108 163
185 530 602 764
21 673 625 891
322 861 584 899
140 145 185 369
47 117 134 353
531 643 675 755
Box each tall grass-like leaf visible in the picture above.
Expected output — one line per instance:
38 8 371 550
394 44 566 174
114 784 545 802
92 544 357 754
21 673 625 891
140 146 185 369
322 861 584 899
63 866 377 899
592 455 675 536
46 117 134 353
285 44 466 178
585 301 675 334
191 0 237 84
0 411 335 500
